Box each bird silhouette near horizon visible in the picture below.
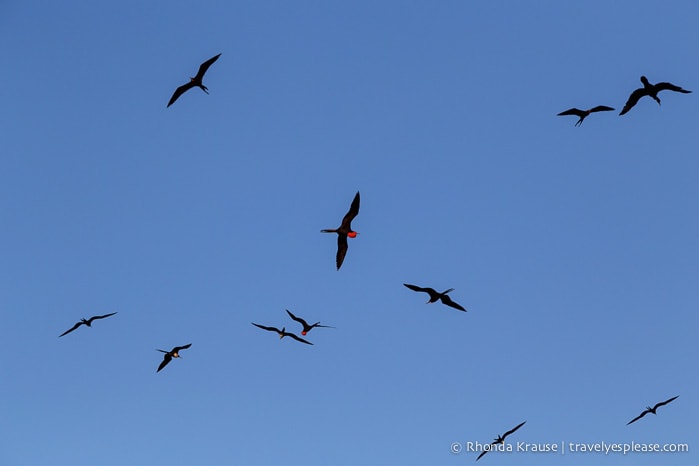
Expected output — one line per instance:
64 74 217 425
403 284 467 312
167 53 221 107
156 344 192 372
321 191 360 270
619 76 691 115
476 421 526 461
557 105 614 126
59 312 118 337
251 323 313 345
285 309 334 335
627 396 679 425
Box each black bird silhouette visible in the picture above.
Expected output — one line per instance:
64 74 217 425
557 105 615 126
252 323 313 345
476 421 526 461
286 309 335 336
620 76 691 115
167 53 221 107
321 191 360 270
156 344 192 372
59 312 118 337
627 396 679 425
403 284 467 312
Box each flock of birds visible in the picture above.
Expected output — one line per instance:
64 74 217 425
557 75 691 125
56 52 688 461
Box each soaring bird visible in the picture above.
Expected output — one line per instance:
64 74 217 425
59 312 118 337
403 284 467 312
286 309 334 336
156 344 192 372
321 191 360 270
476 421 526 461
167 53 221 107
620 76 691 115
252 323 313 345
627 396 679 425
557 105 615 126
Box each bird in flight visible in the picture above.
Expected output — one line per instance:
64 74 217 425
620 76 691 115
557 105 615 126
321 191 360 270
403 284 467 312
476 421 526 461
156 344 192 372
627 396 679 425
167 53 221 107
252 323 313 345
286 309 334 336
59 312 118 337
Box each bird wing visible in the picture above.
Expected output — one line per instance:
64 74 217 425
502 421 526 439
476 449 489 461
59 321 83 337
286 332 314 345
286 309 308 327
440 294 467 312
173 343 192 352
589 105 615 113
336 234 348 270
167 82 196 107
157 353 173 372
252 322 282 333
90 312 117 321
619 88 647 115
627 410 649 425
654 395 679 409
403 283 432 294
339 191 360 230
557 108 584 117
655 82 691 94
195 53 222 80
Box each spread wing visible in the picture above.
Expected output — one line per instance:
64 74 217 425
502 421 526 439
440 294 467 312
252 323 281 333
654 395 679 409
90 312 117 322
339 191 360 231
336 234 348 270
476 449 489 461
286 332 314 345
620 88 647 115
173 343 192 353
403 283 432 294
589 105 615 113
59 321 83 337
627 409 649 425
286 309 309 327
557 108 585 117
655 82 691 94
167 81 196 107
157 353 173 372
195 53 221 80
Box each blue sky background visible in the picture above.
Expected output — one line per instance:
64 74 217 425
1 1 697 465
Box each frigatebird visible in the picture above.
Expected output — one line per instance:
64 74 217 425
167 53 221 107
557 105 615 126
476 421 526 461
156 344 192 372
321 191 360 270
627 396 679 425
403 284 467 312
252 323 313 345
286 309 334 336
59 312 118 337
620 76 691 115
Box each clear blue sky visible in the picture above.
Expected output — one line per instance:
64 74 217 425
1 1 697 465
